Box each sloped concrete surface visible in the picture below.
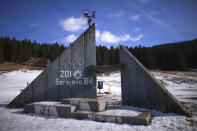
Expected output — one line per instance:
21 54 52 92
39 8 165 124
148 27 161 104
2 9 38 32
8 24 96 108
120 45 190 116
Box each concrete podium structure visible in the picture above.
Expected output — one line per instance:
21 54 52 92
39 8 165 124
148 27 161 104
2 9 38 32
24 101 152 125
120 45 190 116
8 22 190 117
8 24 96 108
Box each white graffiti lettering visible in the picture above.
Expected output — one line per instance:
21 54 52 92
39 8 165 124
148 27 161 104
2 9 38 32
60 58 84 69
55 77 94 86
60 70 72 78
84 78 89 85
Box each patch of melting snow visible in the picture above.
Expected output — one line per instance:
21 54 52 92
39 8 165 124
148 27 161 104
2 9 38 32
97 109 142 116
33 101 66 106
0 69 42 103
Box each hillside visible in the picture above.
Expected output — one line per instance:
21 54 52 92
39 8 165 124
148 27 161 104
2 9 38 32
0 58 46 71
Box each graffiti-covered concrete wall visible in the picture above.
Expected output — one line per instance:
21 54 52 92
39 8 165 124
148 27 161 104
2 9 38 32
120 45 190 116
8 24 96 108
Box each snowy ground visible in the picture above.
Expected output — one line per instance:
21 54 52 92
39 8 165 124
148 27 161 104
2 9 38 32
151 71 197 104
97 71 197 104
0 69 197 130
0 69 41 103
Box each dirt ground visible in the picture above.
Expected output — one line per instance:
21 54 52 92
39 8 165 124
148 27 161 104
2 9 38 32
0 61 46 72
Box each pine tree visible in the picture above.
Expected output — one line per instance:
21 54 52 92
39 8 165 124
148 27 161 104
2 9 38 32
0 40 4 63
10 37 17 61
114 47 120 65
96 46 102 65
109 46 115 65
174 48 187 70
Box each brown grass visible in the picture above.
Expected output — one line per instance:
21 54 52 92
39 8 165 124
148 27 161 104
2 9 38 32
0 61 45 71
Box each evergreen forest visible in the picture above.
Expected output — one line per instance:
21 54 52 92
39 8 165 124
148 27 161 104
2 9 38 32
0 36 197 70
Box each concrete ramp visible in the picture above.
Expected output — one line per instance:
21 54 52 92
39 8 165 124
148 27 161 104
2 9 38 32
120 45 190 116
8 24 96 108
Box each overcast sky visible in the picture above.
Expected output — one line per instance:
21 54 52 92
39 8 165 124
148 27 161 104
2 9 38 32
0 0 197 47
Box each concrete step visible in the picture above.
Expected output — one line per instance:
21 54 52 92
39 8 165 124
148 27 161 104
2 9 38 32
61 98 106 112
72 111 152 126
24 101 76 118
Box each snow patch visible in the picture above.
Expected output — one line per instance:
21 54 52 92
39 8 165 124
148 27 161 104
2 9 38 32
0 69 42 103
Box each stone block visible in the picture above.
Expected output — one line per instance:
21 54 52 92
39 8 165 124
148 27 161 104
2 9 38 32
72 111 151 126
62 98 106 112
23 102 76 118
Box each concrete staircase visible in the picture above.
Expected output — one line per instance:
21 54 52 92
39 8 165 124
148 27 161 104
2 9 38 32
24 98 152 125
